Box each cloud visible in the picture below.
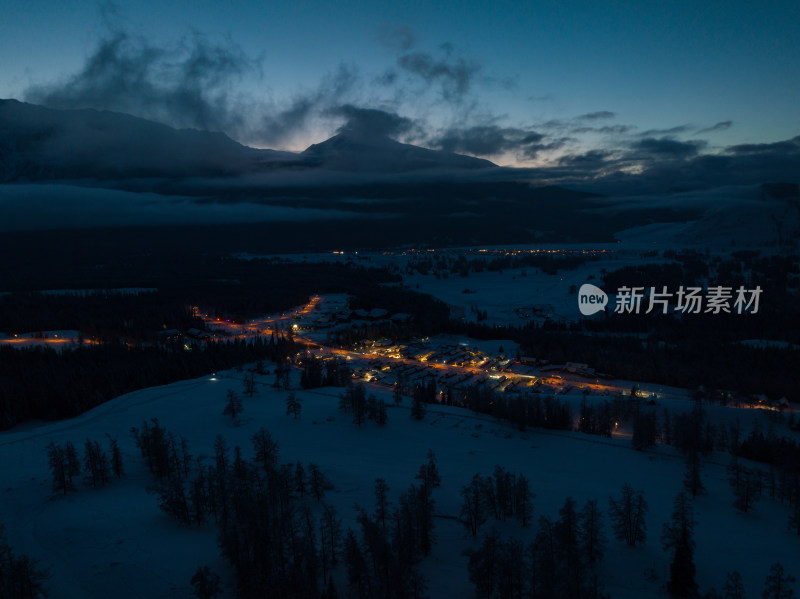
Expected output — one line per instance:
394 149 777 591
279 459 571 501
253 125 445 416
571 124 636 135
698 120 733 134
727 135 800 154
535 116 634 137
376 24 417 51
254 65 358 145
23 25 368 148
553 133 800 193
23 21 503 148
328 105 413 138
557 149 617 170
26 30 255 135
628 143 800 191
576 111 616 121
638 124 693 137
434 126 531 155
522 141 570 159
428 124 568 159
22 16 789 188
397 49 481 102
631 137 706 158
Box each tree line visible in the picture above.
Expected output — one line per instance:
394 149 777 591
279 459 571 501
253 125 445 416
36 410 800 599
130 417 445 599
46 435 124 494
0 335 294 430
0 526 49 598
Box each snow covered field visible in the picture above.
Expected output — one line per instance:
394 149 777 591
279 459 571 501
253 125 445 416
1 367 797 598
244 244 673 325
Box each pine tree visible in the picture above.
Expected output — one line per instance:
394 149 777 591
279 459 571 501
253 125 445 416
344 529 370 599
789 502 800 537
212 435 229 522
460 474 487 537
273 360 286 389
667 540 698 599
286 392 302 419
308 462 334 501
222 389 243 424
416 449 441 491
320 502 342 566
533 516 558 599
374 478 390 531
242 372 257 397
662 492 697 598
251 428 279 473
393 381 403 405
46 441 69 495
555 497 585 598
413 451 441 557
514 474 534 528
493 466 513 522
0 526 49 599
83 438 110 488
762 563 797 599
722 571 746 599
341 383 368 426
64 441 81 486
467 529 500 599
683 449 705 497
189 468 209 525
608 483 647 547
411 386 426 420
190 565 221 599
353 384 366 426
497 536 526 599
295 462 307 496
579 499 606 566
731 467 761 514
107 434 124 478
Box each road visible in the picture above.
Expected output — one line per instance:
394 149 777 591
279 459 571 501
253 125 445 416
196 295 798 414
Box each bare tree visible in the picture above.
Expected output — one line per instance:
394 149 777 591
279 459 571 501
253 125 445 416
223 389 243 424
608 484 648 547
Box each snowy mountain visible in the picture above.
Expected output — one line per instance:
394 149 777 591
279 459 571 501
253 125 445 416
608 185 800 249
301 130 496 172
0 99 301 181
0 99 494 182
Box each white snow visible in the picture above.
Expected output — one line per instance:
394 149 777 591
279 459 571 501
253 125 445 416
1 367 797 598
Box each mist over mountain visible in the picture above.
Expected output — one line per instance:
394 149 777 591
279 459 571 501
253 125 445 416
0 99 494 182
0 98 797 250
302 130 495 172
0 99 299 181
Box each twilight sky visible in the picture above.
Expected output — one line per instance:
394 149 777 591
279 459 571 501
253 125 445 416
2 0 799 168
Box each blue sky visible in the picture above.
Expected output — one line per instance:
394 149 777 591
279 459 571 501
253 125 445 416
2 0 799 167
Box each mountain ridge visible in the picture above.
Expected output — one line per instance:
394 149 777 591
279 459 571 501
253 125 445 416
0 99 496 181
301 130 496 172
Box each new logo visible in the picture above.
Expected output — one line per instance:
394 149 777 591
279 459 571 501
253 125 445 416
578 283 608 316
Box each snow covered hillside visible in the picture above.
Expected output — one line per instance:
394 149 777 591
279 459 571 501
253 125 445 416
1 367 797 598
